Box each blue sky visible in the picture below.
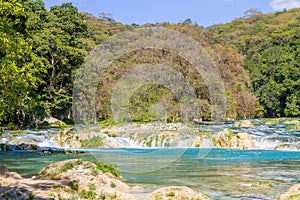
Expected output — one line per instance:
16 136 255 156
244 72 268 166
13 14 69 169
44 0 300 27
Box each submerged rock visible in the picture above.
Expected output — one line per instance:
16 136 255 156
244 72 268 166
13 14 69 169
275 144 299 151
0 143 84 155
283 120 300 130
150 186 210 200
278 184 300 200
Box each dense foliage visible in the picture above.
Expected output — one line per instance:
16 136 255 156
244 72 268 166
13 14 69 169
0 0 129 126
207 8 300 117
1 1 299 127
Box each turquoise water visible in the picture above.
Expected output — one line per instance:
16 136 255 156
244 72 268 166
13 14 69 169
1 148 300 199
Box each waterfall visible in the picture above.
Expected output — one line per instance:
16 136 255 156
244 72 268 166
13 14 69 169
114 137 140 148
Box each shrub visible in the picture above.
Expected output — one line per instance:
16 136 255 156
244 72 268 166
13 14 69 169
80 136 104 147
110 182 116 188
79 189 95 199
67 180 79 191
167 191 175 197
91 160 120 178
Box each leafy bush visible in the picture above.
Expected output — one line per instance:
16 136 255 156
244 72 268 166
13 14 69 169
79 189 95 199
80 136 104 148
110 182 116 188
167 191 175 197
91 160 120 178
67 180 79 191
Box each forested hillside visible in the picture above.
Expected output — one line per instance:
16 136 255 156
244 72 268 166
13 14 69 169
207 8 300 118
1 0 299 127
0 0 131 126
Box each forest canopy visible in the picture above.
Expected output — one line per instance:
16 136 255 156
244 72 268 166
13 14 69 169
0 0 299 127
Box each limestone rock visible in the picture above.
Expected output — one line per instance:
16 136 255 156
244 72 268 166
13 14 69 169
213 128 237 148
212 129 255 149
233 120 254 127
150 186 210 200
278 184 300 200
53 128 82 148
237 132 255 149
44 117 66 126
0 160 137 200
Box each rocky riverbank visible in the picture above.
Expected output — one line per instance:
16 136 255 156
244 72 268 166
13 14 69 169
1 119 300 151
1 159 299 200
278 184 300 200
0 160 209 200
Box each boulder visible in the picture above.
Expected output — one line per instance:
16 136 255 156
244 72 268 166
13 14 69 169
283 120 300 130
53 128 82 148
278 184 300 200
0 162 9 177
39 159 136 199
237 132 255 149
275 144 298 151
44 117 66 127
150 186 210 200
0 143 13 151
233 120 254 127
0 160 137 200
212 129 255 149
213 128 236 148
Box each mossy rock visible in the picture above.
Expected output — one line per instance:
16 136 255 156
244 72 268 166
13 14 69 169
9 130 28 135
0 143 13 151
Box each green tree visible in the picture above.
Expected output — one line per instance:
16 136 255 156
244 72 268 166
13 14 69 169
0 0 45 125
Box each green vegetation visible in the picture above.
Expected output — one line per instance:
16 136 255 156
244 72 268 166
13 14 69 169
207 8 300 118
91 160 120 178
1 1 299 127
9 130 28 135
110 182 116 188
40 159 83 178
67 180 79 191
79 189 95 200
145 137 153 147
80 136 104 148
88 183 96 191
0 0 130 127
59 159 83 173
167 191 175 197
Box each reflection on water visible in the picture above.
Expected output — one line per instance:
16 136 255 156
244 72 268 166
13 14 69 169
1 148 300 199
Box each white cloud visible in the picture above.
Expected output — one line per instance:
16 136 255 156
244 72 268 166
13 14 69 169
270 0 300 11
